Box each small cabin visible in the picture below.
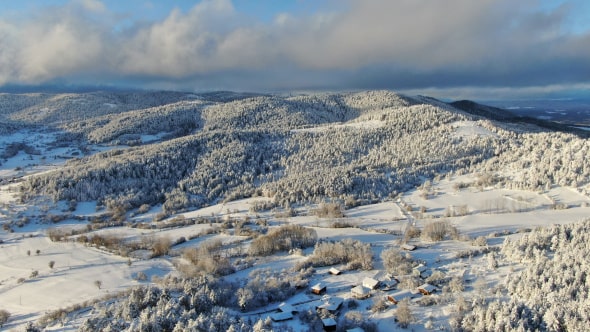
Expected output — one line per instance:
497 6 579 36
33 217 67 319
413 264 430 278
317 296 343 313
381 278 399 291
417 283 437 295
328 267 342 275
351 285 371 299
311 283 327 295
362 277 380 290
386 290 416 304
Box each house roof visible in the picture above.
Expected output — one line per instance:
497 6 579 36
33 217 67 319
351 285 370 296
414 264 428 272
388 290 415 301
322 318 337 327
317 296 343 312
311 283 326 290
381 278 399 290
329 267 341 275
278 302 296 313
418 283 437 293
362 277 379 289
270 311 293 322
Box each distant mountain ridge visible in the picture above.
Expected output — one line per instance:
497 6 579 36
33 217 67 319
0 90 586 215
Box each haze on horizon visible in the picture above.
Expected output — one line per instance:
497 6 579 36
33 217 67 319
1 0 590 100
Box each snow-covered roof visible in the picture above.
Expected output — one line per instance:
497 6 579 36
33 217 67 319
322 317 337 327
278 302 296 313
351 285 371 296
414 264 428 272
418 283 437 294
388 290 416 302
329 267 341 275
317 296 343 312
362 277 379 289
270 311 293 322
311 283 325 290
382 278 399 290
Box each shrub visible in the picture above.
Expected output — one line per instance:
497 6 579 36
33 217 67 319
30 270 39 278
371 297 389 313
151 236 172 257
48 261 55 269
309 239 373 270
313 202 344 218
381 248 413 275
404 225 421 242
248 225 317 256
472 236 488 247
0 309 10 327
421 220 459 242
183 240 235 277
135 272 148 281
396 298 414 328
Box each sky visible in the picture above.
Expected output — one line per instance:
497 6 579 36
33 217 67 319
0 0 589 99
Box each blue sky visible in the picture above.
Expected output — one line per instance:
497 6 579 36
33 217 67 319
0 0 589 99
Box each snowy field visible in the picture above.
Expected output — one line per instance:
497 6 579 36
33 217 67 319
2 166 589 330
1 127 590 330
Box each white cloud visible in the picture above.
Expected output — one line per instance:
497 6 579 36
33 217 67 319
0 0 589 94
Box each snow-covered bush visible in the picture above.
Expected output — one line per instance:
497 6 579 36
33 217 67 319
309 239 373 270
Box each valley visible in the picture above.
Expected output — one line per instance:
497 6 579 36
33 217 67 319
0 90 589 331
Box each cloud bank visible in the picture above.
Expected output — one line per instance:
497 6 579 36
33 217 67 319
1 0 589 97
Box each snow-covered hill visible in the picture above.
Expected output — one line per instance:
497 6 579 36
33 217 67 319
1 90 589 331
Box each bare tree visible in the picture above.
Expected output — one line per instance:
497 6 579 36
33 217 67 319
396 298 414 328
0 310 10 328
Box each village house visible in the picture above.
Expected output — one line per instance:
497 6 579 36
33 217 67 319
317 296 343 313
362 277 380 290
386 289 417 304
311 283 327 295
417 283 437 295
413 264 431 278
381 277 399 291
351 285 371 299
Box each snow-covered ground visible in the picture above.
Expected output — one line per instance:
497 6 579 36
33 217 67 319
2 166 590 330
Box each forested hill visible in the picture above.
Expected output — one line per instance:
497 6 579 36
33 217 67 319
3 90 588 215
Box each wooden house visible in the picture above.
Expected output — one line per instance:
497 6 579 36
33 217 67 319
362 277 380 290
317 296 343 313
328 267 341 275
386 290 416 304
351 285 371 299
311 283 327 295
417 283 437 295
413 264 431 278
381 278 399 291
